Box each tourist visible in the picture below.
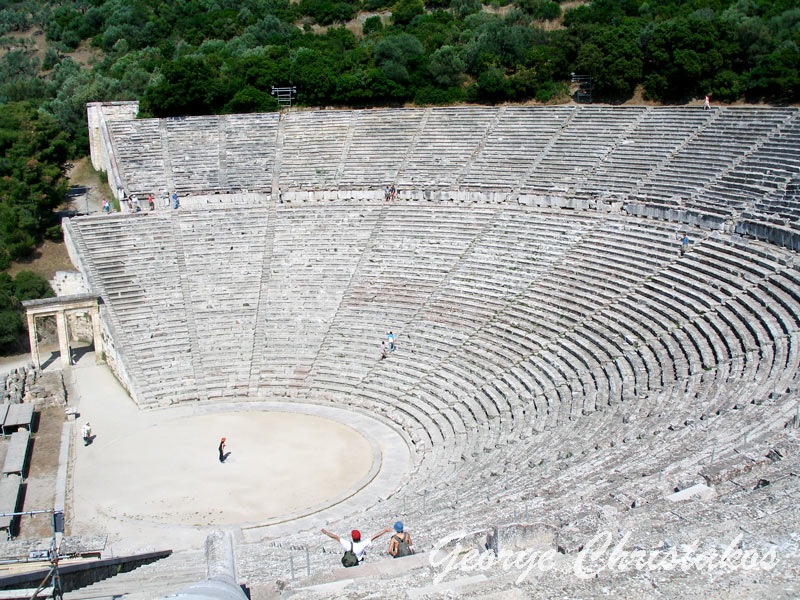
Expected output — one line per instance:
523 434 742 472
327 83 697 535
172 192 179 209
680 233 689 256
390 185 396 200
218 437 227 463
148 194 155 211
385 186 391 201
131 194 141 212
102 199 109 214
321 527 392 566
704 95 711 110
387 331 395 352
388 522 413 558
81 422 92 446
380 340 388 360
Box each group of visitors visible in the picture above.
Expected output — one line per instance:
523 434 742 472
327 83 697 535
112 192 180 214
322 521 413 567
126 194 142 212
384 185 397 201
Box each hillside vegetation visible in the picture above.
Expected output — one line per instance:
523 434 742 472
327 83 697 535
0 0 796 137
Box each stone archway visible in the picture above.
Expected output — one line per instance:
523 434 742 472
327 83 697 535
22 294 104 370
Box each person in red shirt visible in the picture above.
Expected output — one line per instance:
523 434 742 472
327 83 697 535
218 437 227 463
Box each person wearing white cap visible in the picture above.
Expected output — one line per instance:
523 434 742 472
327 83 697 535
81 422 92 446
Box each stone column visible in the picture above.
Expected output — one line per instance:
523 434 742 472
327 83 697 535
26 313 40 369
55 310 71 369
90 305 103 363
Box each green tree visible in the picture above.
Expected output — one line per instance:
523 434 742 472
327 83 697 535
0 308 23 350
12 271 54 301
414 84 465 104
0 272 53 354
365 67 409 101
374 33 425 84
224 85 280 112
576 24 642 100
363 15 384 35
475 64 509 101
0 103 69 261
428 45 465 87
292 47 337 105
452 0 482 19
642 15 739 102
143 56 225 116
299 0 356 25
393 0 424 26
333 70 373 104
747 42 800 101
712 69 744 102
517 0 561 21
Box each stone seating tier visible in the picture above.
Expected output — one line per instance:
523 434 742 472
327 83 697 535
105 107 799 224
67 203 800 486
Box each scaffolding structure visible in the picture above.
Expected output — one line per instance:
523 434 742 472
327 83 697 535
570 73 593 103
271 86 297 108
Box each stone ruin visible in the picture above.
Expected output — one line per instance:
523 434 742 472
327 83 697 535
0 365 66 409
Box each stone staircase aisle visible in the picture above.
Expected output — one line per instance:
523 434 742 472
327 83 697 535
302 204 389 390
248 201 278 399
171 217 207 403
629 106 722 200
509 106 577 200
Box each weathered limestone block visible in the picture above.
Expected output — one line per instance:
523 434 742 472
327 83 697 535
666 483 716 502
766 438 800 462
556 513 600 554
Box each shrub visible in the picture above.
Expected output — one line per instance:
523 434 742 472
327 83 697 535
363 15 384 35
393 0 424 26
517 0 561 21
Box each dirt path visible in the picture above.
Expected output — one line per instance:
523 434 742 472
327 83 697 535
4 156 113 282
65 157 114 215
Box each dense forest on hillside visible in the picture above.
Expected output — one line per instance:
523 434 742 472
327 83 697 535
0 0 797 293
0 1 797 133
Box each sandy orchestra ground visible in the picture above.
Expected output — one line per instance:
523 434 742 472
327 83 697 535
69 364 375 552
79 411 373 526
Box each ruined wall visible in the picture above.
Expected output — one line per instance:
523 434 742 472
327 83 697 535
87 101 138 172
86 101 138 201
51 271 93 342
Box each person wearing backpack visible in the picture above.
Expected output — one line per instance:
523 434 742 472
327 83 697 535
388 522 413 558
321 527 391 567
